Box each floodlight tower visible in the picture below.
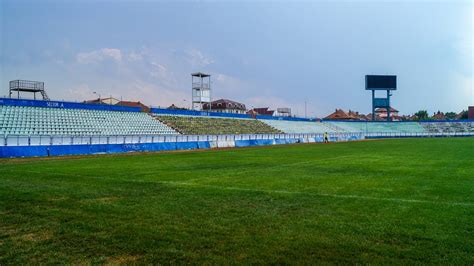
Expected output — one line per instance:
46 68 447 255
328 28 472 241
365 75 397 121
191 72 211 111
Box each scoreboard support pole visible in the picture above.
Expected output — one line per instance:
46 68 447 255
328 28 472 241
386 90 391 122
372 90 375 121
366 75 397 122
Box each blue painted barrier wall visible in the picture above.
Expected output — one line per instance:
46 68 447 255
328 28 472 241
3 134 366 158
0 97 141 112
0 140 276 157
0 141 211 158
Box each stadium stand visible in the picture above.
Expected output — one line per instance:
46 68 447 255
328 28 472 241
0 105 176 136
153 115 282 135
259 120 338 133
325 122 366 132
2 101 473 137
326 122 426 133
420 122 474 133
260 120 427 134
1 98 474 158
1 95 474 158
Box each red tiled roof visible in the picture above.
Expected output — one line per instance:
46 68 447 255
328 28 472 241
324 109 352 120
117 101 149 112
251 107 274 116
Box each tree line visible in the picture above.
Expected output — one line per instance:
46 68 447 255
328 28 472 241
413 110 469 120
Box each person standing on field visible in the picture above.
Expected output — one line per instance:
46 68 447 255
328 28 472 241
324 132 329 143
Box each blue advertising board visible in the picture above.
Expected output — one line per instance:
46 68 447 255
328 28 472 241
0 98 141 112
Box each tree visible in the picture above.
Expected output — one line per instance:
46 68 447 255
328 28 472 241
445 112 457 120
414 110 429 120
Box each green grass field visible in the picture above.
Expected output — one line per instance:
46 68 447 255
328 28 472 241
1 138 473 264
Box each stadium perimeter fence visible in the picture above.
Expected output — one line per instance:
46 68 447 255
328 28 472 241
2 131 474 147
1 131 473 158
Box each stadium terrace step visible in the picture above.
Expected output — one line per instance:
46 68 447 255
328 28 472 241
259 119 340 134
326 122 427 133
420 122 474 133
151 114 283 135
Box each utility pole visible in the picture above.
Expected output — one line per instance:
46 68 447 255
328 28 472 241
93 92 101 104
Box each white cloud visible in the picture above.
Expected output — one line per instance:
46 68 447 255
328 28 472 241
127 82 188 108
65 47 324 116
149 62 168 79
68 47 312 113
71 47 187 106
185 48 214 67
76 48 123 64
128 50 144 62
214 73 246 92
102 48 122 61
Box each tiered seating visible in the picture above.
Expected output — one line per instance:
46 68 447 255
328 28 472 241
421 122 474 133
154 115 282 135
2 103 472 137
0 105 176 136
326 122 366 132
259 120 428 134
372 122 426 133
325 122 426 133
260 120 338 134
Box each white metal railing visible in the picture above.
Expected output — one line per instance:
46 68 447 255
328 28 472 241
192 83 209 89
1 132 473 147
0 133 342 147
363 131 474 138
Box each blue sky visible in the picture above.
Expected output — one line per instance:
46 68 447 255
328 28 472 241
0 0 472 117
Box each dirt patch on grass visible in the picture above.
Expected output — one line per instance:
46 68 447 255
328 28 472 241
106 255 140 265
49 196 69 202
80 196 121 205
17 230 53 242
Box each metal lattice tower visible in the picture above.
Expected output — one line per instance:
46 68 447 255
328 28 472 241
9 80 50 100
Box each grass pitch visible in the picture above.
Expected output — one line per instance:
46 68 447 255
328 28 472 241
0 138 473 264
